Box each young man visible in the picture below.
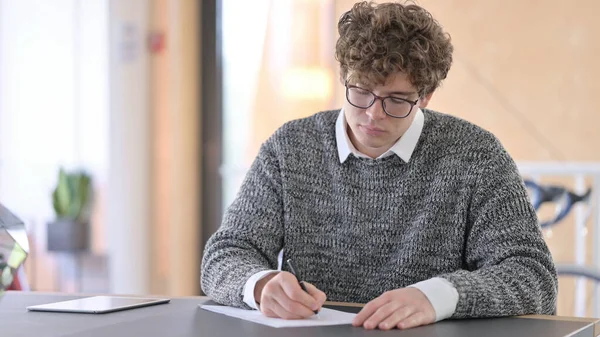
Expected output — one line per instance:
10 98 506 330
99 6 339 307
201 1 557 331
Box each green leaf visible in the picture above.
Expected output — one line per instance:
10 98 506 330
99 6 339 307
53 168 71 218
51 167 93 222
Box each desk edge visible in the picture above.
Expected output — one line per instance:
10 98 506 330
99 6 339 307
520 315 600 337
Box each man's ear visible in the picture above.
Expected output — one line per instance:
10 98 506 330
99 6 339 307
419 92 434 108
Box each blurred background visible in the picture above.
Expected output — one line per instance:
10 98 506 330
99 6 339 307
0 0 599 318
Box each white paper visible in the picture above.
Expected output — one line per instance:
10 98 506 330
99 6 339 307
200 305 357 328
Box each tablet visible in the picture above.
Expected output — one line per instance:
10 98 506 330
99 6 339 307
26 296 170 314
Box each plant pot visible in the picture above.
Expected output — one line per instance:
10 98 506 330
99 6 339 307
47 219 89 252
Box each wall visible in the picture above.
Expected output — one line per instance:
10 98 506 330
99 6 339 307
0 0 109 292
0 0 199 297
149 0 200 296
107 0 152 295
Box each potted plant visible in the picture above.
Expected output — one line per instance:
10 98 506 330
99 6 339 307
47 168 93 252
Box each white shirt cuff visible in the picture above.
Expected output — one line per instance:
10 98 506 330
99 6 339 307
242 270 279 310
409 277 458 321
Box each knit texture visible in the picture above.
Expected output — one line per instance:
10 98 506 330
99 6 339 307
201 109 558 318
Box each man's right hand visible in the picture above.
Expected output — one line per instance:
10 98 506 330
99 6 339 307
254 271 327 319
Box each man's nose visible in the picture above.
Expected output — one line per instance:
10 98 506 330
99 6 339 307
365 98 386 120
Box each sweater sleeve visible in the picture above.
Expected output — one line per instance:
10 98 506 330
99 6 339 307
200 139 284 308
439 138 558 318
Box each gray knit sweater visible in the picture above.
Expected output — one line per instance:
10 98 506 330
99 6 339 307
201 109 558 318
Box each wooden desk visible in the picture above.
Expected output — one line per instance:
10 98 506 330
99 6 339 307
1 292 598 337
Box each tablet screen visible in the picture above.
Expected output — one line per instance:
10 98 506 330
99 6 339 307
27 296 170 314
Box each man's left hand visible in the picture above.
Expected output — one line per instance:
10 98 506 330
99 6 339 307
352 287 436 330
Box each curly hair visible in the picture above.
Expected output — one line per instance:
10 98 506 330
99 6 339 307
335 1 453 96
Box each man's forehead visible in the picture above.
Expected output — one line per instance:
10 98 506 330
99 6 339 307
349 72 417 94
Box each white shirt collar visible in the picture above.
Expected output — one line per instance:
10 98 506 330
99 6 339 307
335 108 424 163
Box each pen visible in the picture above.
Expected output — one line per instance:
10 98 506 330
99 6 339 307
286 258 319 315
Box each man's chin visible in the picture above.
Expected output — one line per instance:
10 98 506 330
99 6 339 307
357 138 388 151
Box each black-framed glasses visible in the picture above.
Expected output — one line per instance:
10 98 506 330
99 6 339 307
344 81 419 118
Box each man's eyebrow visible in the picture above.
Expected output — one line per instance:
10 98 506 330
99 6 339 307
352 83 417 96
